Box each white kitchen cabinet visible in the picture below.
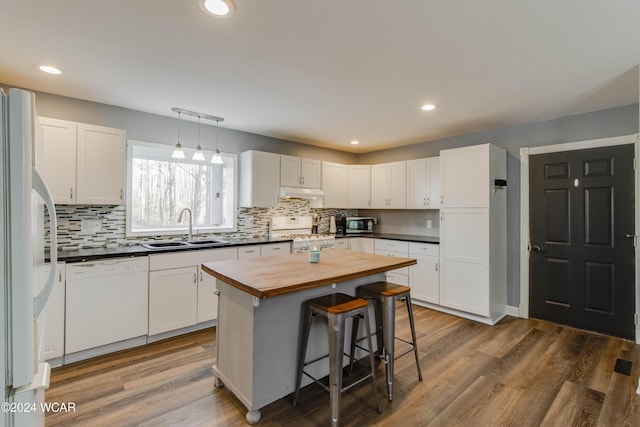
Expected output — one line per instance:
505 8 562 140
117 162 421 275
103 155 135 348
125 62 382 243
75 123 126 204
238 245 261 260
439 143 506 324
260 242 291 256
39 118 76 204
374 239 409 285
352 237 374 253
348 165 371 208
149 266 198 335
197 247 237 323
408 243 439 304
441 144 504 208
339 237 374 253
407 157 440 209
280 155 321 188
149 248 239 334
40 262 65 363
39 117 125 205
240 150 280 207
321 161 349 207
371 161 406 208
334 238 350 249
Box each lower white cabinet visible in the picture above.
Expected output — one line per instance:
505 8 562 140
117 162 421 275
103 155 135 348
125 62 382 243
149 266 198 335
40 262 65 362
149 247 238 335
338 237 375 253
374 239 409 285
260 242 291 257
408 243 439 304
197 248 238 323
238 245 261 259
351 237 374 253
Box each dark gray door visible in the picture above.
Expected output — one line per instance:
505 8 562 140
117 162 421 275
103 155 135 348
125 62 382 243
529 144 635 339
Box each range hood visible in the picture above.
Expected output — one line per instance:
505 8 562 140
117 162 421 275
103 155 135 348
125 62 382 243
279 186 325 200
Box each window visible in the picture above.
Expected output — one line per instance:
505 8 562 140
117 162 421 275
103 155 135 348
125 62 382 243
126 140 236 236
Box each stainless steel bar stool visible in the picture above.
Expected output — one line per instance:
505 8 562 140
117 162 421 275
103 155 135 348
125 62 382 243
351 281 422 401
293 293 380 427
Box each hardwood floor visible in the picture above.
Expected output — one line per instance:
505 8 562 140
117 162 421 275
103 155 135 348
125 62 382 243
45 305 640 426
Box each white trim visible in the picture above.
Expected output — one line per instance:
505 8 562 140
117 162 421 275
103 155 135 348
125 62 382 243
520 133 640 344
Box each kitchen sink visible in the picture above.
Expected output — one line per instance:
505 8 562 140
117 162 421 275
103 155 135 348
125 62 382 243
141 241 191 249
187 239 229 246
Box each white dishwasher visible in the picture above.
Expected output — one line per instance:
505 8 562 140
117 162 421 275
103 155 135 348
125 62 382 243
65 257 149 354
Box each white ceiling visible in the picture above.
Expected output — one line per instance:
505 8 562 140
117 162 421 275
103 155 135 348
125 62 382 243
1 0 639 153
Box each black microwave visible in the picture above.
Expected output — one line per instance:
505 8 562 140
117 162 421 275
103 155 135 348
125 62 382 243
345 217 375 233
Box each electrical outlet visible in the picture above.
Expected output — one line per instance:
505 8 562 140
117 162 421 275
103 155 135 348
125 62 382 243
426 220 432 229
81 218 103 233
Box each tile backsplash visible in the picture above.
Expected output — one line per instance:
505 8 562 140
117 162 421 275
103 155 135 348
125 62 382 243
45 199 356 249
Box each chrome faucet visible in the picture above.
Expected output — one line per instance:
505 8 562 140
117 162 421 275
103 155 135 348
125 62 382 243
178 208 193 241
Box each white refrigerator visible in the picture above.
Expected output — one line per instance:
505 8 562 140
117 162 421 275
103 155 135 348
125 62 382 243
1 88 58 426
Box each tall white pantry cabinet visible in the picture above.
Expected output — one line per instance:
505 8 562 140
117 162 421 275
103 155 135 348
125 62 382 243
439 143 507 325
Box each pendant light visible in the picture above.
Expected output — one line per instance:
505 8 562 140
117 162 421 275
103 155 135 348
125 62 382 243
171 111 185 159
192 116 205 161
211 118 224 164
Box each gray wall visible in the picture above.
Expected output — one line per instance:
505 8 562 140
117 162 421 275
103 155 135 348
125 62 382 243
358 103 640 307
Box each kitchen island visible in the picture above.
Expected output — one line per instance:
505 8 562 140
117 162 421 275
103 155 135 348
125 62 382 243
201 248 416 424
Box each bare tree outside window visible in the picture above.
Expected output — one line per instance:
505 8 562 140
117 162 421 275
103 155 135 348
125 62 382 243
126 141 235 235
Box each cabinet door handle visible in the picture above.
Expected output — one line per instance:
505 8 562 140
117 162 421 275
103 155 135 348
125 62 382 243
120 189 124 200
441 195 444 204
59 272 62 282
435 263 439 272
199 271 203 282
426 197 430 205
193 273 197 283
214 289 220 296
70 188 73 199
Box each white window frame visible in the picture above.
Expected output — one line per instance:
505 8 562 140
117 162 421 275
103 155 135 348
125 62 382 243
125 139 237 237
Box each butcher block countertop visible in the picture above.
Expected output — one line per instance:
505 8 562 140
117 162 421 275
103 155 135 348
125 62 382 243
202 248 416 299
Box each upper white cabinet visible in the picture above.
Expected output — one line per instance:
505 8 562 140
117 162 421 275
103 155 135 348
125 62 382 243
371 161 406 208
440 144 504 208
240 150 280 207
39 118 76 204
322 161 349 208
407 157 440 209
348 165 371 208
39 118 125 205
280 155 321 188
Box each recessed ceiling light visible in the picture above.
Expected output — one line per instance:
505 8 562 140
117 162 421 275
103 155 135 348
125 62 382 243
199 0 235 18
421 104 436 111
37 64 61 75
350 140 360 145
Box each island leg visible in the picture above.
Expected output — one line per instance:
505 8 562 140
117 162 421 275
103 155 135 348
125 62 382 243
246 410 261 424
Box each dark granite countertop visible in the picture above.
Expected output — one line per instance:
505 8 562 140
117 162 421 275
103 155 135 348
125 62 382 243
335 233 440 244
48 233 438 263
48 237 293 263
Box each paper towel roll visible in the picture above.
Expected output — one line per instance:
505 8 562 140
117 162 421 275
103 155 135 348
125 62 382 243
329 216 337 233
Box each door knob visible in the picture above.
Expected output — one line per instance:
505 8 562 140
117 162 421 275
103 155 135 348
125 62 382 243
529 244 541 252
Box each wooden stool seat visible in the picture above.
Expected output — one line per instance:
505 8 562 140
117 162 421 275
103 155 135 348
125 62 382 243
308 293 368 314
357 281 411 297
